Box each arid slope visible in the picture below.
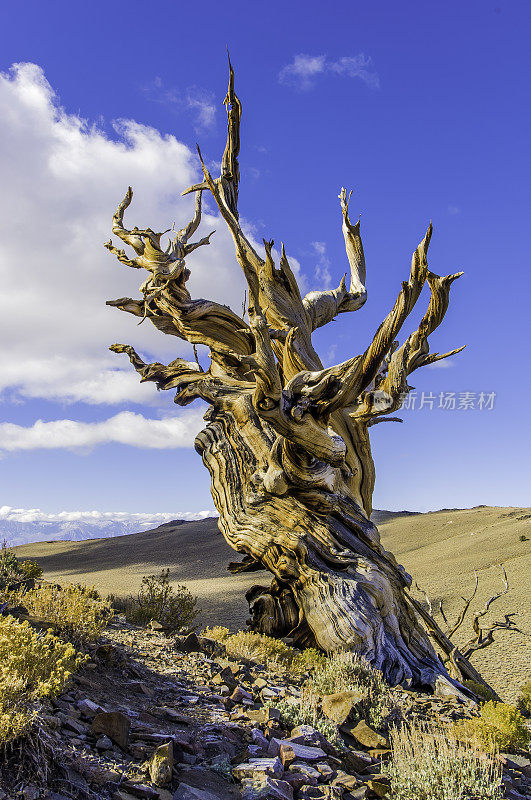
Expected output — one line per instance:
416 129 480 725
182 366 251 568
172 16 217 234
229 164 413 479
14 506 531 701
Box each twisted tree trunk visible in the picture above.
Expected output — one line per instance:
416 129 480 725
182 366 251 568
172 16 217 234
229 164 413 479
105 61 490 693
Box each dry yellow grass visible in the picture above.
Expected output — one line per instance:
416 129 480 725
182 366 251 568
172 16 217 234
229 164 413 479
14 507 531 701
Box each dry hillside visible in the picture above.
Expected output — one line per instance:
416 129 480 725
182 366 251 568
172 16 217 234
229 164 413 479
14 506 531 702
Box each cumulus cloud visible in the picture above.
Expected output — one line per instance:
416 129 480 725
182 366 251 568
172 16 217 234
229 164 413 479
0 505 212 525
0 63 247 406
279 54 379 91
0 409 205 453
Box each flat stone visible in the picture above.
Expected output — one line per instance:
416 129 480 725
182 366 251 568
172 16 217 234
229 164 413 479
348 721 389 750
342 750 373 774
91 711 131 750
434 675 470 703
241 775 293 800
315 762 334 779
233 758 284 780
175 765 241 799
331 771 360 790
501 754 531 778
297 787 343 800
322 691 363 725
77 698 104 717
60 714 86 735
345 788 369 800
283 772 317 789
366 779 390 797
288 763 320 780
289 726 322 745
120 784 160 799
268 739 326 761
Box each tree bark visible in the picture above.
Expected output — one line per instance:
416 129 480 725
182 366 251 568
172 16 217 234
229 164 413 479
105 60 490 693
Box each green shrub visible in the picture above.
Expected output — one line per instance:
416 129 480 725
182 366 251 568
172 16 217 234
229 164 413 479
0 542 43 587
383 721 502 800
0 542 22 588
120 569 200 634
0 615 86 745
518 679 531 715
455 701 530 753
19 559 43 581
6 582 111 645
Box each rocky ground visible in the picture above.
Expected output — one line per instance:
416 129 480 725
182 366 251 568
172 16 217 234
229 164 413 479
4 619 531 800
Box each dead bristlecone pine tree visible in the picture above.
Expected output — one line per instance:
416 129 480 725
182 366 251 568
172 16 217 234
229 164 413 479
105 61 491 696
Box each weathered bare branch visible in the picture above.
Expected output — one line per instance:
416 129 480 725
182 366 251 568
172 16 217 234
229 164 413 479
303 188 367 331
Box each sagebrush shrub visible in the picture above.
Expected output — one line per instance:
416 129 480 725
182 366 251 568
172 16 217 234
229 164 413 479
383 721 503 800
18 559 43 581
7 582 111 645
0 615 86 745
455 701 530 753
118 569 200 633
203 626 327 673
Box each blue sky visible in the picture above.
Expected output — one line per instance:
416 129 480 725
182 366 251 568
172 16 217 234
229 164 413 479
0 0 529 526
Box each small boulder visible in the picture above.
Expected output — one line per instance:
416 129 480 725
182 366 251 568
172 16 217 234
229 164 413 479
366 777 390 797
95 735 113 750
77 698 104 718
241 775 293 800
268 739 326 761
322 690 363 724
230 686 253 704
149 741 173 787
91 711 131 750
348 720 389 750
233 758 284 780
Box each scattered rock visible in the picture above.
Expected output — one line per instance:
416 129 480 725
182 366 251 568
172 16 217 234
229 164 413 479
268 739 326 761
91 711 131 750
321 690 363 724
342 749 373 774
230 686 253 703
148 740 173 786
241 774 293 800
77 697 104 717
366 778 390 797
95 734 113 750
233 758 284 780
347 720 389 750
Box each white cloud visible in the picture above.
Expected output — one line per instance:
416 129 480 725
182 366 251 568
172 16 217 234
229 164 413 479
0 63 247 406
448 204 461 215
279 53 379 91
0 505 211 525
0 409 205 453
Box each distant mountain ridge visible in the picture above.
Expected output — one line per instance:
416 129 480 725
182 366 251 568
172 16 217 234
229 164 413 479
2 508 418 547
0 515 194 548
